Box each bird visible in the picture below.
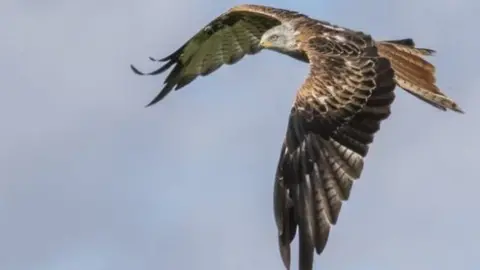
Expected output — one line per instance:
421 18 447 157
130 4 463 270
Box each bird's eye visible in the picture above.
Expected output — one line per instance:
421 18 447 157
270 34 279 41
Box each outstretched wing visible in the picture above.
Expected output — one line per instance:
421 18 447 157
274 28 397 270
130 4 303 106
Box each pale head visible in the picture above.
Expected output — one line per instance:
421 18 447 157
259 23 299 53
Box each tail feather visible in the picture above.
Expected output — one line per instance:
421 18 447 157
376 39 464 113
381 38 436 56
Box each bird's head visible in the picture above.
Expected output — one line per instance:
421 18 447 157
259 23 299 53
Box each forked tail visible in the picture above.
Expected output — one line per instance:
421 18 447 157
376 38 464 113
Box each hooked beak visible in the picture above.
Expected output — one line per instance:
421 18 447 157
260 40 272 48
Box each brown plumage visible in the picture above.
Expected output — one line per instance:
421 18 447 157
131 4 463 270
376 39 463 112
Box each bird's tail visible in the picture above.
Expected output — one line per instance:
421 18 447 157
376 38 464 113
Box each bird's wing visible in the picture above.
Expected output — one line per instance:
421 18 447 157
130 4 303 106
274 30 397 270
376 39 463 113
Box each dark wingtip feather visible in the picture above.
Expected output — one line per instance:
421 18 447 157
145 93 165 107
145 102 154 108
130 64 147 75
130 60 176 76
278 237 291 270
145 83 175 108
451 104 465 114
149 56 170 62
416 47 436 56
385 38 415 47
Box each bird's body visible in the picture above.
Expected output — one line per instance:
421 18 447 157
131 4 463 270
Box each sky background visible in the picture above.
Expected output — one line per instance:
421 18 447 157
1 0 479 270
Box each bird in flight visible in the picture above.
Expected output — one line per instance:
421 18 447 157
131 4 463 270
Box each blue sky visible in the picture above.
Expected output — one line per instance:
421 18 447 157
1 0 479 270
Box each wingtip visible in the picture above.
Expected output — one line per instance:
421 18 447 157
420 48 436 56
130 64 146 75
448 101 465 114
145 96 161 107
279 241 291 270
452 106 465 114
144 100 157 108
144 88 171 108
149 56 170 62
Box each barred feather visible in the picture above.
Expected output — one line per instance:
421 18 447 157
377 40 463 113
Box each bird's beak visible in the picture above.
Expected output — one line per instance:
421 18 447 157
260 40 272 48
